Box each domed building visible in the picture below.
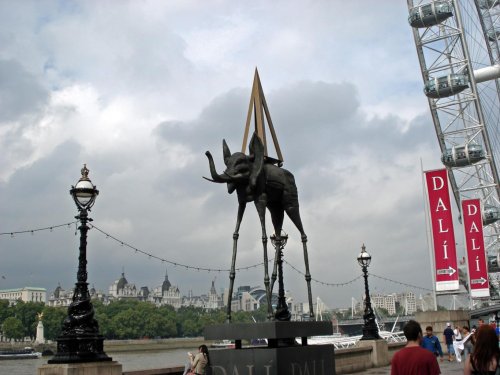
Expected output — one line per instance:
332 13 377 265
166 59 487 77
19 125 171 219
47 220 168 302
149 270 181 309
108 271 139 300
47 283 73 307
53 284 62 299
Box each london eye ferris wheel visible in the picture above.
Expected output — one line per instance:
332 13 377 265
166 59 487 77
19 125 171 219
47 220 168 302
407 0 500 296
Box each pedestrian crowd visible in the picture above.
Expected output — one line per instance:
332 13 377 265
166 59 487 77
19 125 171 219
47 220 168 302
391 318 500 375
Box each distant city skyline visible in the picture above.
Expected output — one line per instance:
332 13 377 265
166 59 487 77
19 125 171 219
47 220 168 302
0 245 433 311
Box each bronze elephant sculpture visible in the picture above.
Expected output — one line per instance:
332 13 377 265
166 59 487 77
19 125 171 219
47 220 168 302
205 133 314 321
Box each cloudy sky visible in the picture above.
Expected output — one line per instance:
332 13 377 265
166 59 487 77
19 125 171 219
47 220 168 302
0 1 452 309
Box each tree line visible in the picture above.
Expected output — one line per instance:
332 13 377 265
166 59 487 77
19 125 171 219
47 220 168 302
0 299 269 341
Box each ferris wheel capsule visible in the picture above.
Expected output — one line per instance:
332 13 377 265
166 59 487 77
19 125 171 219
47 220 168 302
424 73 469 98
441 144 485 167
408 1 453 28
483 205 500 226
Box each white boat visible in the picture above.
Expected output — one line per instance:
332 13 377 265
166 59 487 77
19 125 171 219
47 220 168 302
308 330 406 349
210 340 235 349
308 316 406 349
0 347 41 360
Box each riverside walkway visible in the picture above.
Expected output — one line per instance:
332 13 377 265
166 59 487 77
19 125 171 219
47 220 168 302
361 359 463 374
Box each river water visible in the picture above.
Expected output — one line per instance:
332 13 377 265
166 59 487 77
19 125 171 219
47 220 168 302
0 348 189 374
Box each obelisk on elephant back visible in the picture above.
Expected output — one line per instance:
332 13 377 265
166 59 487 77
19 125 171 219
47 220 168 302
204 68 315 323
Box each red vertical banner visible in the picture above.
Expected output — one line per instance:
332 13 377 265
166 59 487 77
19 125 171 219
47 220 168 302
462 199 490 298
425 169 459 291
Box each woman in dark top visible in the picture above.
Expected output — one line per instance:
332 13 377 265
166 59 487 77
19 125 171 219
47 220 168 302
464 325 499 375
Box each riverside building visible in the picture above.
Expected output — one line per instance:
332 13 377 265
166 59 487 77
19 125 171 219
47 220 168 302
0 287 47 305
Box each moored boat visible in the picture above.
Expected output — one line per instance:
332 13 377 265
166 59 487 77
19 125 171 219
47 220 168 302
210 339 235 349
0 347 41 360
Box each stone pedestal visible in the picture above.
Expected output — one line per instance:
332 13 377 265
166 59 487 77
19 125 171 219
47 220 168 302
357 339 389 367
205 321 335 375
38 361 122 375
36 320 45 344
48 335 111 364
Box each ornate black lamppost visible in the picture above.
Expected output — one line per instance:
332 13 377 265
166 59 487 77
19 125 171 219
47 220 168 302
49 165 112 363
270 232 291 321
358 244 381 340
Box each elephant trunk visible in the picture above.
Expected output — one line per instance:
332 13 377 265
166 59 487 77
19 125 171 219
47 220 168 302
205 151 230 183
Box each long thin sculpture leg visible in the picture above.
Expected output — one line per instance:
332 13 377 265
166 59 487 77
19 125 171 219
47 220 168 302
286 206 315 320
301 234 315 321
226 203 246 323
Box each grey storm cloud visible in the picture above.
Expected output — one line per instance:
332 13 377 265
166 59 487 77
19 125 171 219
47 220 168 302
154 80 435 181
0 77 439 307
0 59 48 124
154 88 250 149
0 140 82 219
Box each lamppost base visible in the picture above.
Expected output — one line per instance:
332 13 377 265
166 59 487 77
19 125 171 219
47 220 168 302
48 335 112 364
359 324 382 341
275 306 291 322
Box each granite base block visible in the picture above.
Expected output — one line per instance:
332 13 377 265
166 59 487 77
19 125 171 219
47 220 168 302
205 321 335 374
37 361 122 375
210 345 335 375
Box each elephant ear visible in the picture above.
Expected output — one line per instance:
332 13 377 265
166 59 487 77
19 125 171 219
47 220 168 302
222 139 231 166
248 133 264 189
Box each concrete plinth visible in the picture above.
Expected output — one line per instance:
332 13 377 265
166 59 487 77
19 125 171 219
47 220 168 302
37 361 122 375
210 345 334 375
357 339 389 367
205 321 335 375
